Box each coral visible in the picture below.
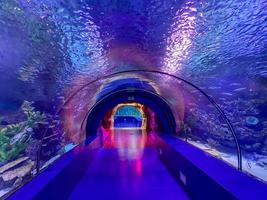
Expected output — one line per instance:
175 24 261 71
0 101 46 163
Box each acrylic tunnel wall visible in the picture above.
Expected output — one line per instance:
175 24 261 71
0 0 267 198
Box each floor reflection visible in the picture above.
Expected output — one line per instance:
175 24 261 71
70 129 189 200
103 129 152 161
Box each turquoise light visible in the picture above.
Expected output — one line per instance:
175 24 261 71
115 105 142 120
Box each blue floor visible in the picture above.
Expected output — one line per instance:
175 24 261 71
69 130 189 200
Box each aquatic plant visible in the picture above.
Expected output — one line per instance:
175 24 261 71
0 101 46 163
180 121 191 139
207 138 220 148
181 114 197 135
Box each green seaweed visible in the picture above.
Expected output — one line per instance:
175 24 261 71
0 101 46 163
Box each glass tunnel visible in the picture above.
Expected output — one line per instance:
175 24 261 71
0 0 267 199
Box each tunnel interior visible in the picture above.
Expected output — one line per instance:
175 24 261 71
0 0 267 199
85 78 177 139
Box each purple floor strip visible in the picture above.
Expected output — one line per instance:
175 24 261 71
69 130 189 200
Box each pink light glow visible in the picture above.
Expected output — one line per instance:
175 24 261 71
135 159 142 176
103 129 148 161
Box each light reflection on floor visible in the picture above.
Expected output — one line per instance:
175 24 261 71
103 129 152 161
69 129 189 200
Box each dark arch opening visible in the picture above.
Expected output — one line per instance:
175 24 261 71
85 88 176 141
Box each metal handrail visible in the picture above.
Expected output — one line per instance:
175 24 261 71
36 69 242 172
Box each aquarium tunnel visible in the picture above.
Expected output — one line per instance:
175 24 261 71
0 0 267 199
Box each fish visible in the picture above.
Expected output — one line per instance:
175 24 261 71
230 83 242 86
208 86 221 90
221 92 233 96
233 87 246 92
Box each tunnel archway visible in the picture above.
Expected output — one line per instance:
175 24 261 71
85 88 176 139
37 69 241 173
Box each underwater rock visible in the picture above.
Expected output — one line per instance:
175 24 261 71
207 138 220 147
0 157 28 174
1 161 33 182
0 159 33 189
